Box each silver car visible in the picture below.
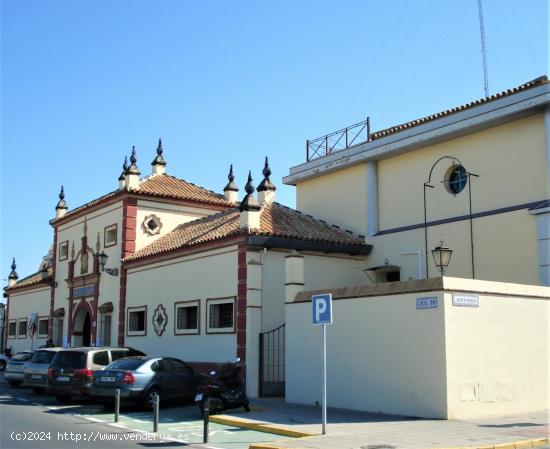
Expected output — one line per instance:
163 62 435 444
5 351 33 387
24 348 63 393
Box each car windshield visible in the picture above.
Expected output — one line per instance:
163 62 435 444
106 358 146 371
30 351 56 364
50 351 86 369
11 352 32 361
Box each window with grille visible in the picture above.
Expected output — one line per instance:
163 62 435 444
38 318 49 337
127 307 146 336
18 319 28 338
175 301 199 335
53 317 63 346
207 298 235 333
59 241 69 261
99 313 112 346
7 321 16 338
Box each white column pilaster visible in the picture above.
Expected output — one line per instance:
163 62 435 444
366 161 379 237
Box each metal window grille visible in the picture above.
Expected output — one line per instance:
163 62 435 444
18 320 27 337
209 303 233 328
38 318 49 336
129 310 145 332
177 305 198 330
53 318 63 346
100 314 111 346
8 322 16 337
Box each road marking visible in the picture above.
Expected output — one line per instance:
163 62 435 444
31 402 41 406
108 423 127 428
16 397 30 402
85 417 105 423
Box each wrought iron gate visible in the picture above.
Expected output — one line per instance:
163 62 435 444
259 323 285 397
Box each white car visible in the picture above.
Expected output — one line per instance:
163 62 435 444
5 351 33 387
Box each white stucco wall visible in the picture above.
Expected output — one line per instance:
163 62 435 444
285 278 550 419
125 246 238 362
286 291 448 418
6 286 51 353
54 201 124 345
444 286 550 418
135 200 216 251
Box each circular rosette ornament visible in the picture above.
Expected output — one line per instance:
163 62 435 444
152 304 168 336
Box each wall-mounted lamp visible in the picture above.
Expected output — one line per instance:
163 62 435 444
98 251 119 277
431 242 453 276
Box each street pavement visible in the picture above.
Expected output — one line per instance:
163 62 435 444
1 373 548 449
217 398 549 449
0 373 281 449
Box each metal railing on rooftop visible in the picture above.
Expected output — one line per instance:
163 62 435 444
306 117 371 162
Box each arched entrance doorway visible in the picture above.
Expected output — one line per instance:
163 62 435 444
73 307 92 347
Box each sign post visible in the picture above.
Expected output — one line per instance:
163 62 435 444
312 293 333 435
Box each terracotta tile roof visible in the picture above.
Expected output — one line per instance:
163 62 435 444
50 174 232 225
370 76 549 141
124 203 367 261
6 267 53 291
130 174 231 206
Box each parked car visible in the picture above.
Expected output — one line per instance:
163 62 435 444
5 351 33 387
92 356 208 410
24 348 64 394
48 347 145 402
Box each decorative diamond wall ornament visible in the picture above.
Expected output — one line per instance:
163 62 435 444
142 214 162 235
152 304 167 336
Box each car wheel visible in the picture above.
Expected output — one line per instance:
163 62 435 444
8 380 22 388
0 360 6 371
144 387 160 411
55 394 71 403
32 387 46 394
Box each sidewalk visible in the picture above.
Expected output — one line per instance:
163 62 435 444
213 399 549 449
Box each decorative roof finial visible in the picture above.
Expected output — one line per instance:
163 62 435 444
257 156 276 192
223 164 239 193
127 146 141 176
240 171 261 212
130 146 137 165
8 257 18 281
56 185 68 210
118 156 129 181
157 138 163 156
151 138 166 168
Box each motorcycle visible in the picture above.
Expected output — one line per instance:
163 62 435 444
194 357 251 415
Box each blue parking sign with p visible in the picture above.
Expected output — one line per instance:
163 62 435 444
312 294 333 325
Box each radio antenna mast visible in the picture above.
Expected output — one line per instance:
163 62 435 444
477 0 489 96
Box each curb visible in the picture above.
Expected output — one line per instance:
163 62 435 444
208 414 315 438
248 438 550 449
435 438 550 449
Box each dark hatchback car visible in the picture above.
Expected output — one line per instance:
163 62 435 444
48 347 145 402
92 356 208 409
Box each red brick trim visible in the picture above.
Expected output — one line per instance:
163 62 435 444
118 267 127 346
3 299 9 350
49 228 58 339
118 197 138 346
236 241 247 371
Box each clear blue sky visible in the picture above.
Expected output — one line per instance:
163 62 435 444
1 0 548 282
